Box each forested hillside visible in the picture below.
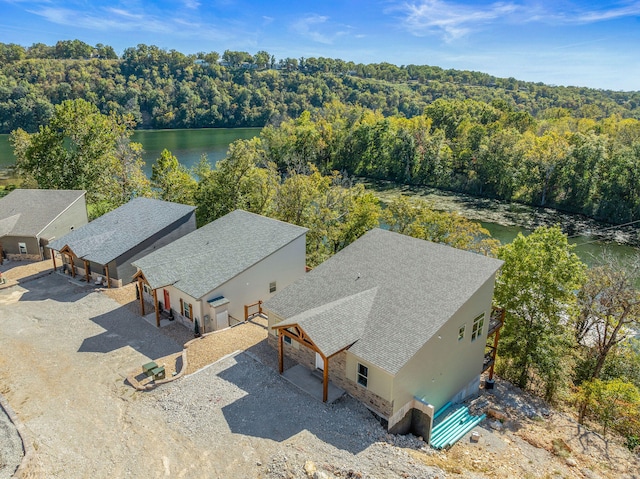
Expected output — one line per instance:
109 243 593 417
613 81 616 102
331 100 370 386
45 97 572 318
1 40 640 134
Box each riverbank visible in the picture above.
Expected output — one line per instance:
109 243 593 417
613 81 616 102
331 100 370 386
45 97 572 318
365 180 640 248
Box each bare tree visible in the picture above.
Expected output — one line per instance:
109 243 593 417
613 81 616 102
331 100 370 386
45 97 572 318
574 251 640 380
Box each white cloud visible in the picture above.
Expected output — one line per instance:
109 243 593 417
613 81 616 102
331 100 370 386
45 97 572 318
394 0 519 40
183 0 200 9
393 1 640 40
291 14 349 44
29 6 173 33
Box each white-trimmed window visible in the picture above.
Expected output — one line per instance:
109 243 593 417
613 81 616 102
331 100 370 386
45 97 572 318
18 242 27 254
357 363 368 388
269 281 277 293
458 325 466 341
283 334 292 345
471 313 485 341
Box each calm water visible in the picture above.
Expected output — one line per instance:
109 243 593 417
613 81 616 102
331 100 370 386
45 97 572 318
479 221 639 267
0 127 261 175
1 128 637 264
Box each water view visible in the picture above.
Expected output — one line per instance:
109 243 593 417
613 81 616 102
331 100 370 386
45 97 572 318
1 128 638 264
0 127 261 175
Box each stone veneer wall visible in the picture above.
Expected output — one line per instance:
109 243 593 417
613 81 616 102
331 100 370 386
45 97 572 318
267 335 315 370
268 337 393 420
7 253 40 262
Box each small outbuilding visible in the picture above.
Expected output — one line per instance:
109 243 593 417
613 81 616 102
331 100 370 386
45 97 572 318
265 228 504 442
132 209 308 330
0 189 87 263
48 197 196 287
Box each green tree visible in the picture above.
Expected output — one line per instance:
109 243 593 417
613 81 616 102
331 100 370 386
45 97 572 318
10 99 143 205
494 226 586 401
150 149 197 205
574 378 640 436
383 196 499 256
194 138 276 225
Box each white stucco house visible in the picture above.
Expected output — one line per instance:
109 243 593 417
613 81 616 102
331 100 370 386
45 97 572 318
265 228 504 441
132 210 308 330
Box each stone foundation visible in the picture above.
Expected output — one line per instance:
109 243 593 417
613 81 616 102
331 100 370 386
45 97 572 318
7 253 40 262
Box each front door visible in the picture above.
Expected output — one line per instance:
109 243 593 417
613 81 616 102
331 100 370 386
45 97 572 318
163 289 170 311
315 352 324 371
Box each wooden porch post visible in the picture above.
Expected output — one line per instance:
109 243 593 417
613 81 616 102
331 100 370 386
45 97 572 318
83 260 90 284
278 332 284 374
52 253 56 271
138 279 145 316
488 327 500 380
323 356 329 403
70 255 75 277
104 264 111 288
153 289 160 327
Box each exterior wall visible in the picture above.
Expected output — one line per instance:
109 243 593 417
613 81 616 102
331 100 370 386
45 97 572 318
153 285 201 330
1 236 40 260
267 310 394 419
201 234 307 327
343 352 394 418
113 211 196 285
392 273 499 417
39 195 88 258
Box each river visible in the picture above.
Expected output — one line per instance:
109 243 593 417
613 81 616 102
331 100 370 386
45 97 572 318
1 128 638 265
0 127 261 175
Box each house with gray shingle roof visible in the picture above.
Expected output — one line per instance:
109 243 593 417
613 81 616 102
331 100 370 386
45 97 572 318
48 197 196 287
132 209 308 331
0 189 87 262
265 228 503 440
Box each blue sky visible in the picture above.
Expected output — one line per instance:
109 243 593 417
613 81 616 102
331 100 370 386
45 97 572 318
1 0 640 91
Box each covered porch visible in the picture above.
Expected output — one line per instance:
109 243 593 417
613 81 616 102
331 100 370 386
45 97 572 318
273 322 351 403
53 244 112 288
281 364 344 403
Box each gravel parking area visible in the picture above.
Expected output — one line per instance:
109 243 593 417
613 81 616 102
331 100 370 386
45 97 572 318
142 351 440 479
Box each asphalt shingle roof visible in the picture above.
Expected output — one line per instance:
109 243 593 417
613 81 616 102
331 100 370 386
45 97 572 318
132 210 308 300
48 198 195 265
0 189 86 238
264 228 504 375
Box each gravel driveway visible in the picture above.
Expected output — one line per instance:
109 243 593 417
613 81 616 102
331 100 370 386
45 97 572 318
0 272 441 479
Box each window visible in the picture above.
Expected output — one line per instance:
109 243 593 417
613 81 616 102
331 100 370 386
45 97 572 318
458 325 466 341
181 299 193 321
283 335 292 345
18 242 27 254
357 363 368 388
471 313 485 341
269 281 277 293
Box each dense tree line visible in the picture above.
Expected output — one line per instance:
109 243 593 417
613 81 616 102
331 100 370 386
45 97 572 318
1 40 639 136
259 102 640 224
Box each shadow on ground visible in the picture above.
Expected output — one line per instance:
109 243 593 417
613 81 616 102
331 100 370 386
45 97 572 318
80 304 183 360
13 273 96 303
216 353 380 453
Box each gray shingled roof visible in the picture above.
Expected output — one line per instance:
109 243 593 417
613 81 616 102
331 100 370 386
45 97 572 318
0 189 86 238
264 228 504 375
48 198 195 265
132 210 308 300
275 288 377 357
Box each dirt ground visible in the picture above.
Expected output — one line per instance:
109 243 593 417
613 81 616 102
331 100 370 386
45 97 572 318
1 260 639 479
